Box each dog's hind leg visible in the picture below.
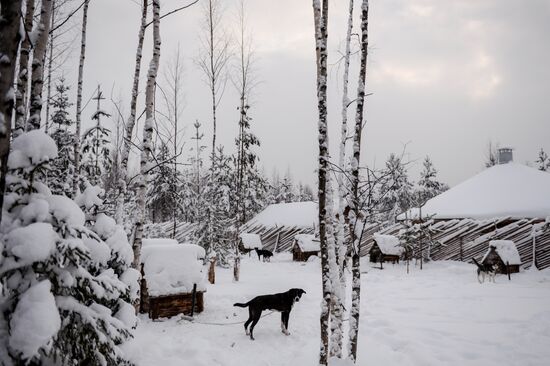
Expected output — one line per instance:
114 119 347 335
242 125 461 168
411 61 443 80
249 311 261 341
244 316 252 336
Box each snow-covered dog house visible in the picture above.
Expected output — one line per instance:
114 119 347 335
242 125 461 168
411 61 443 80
369 234 403 264
240 201 318 252
292 234 320 262
238 233 263 255
481 240 521 274
140 242 206 319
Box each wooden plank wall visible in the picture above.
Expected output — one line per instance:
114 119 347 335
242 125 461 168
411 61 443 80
147 217 550 270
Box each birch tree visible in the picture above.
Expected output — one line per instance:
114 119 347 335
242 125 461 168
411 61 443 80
347 0 370 361
0 0 24 224
330 0 355 358
312 0 331 364
133 0 161 270
117 0 148 225
197 0 231 156
13 0 36 139
232 0 258 281
73 0 90 195
26 0 53 132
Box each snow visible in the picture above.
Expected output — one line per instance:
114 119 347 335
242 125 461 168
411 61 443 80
75 185 104 210
82 237 111 266
115 300 138 329
9 131 58 169
46 195 85 227
244 201 318 228
5 223 57 265
484 240 522 265
239 233 262 249
373 234 403 256
400 163 550 220
141 245 206 296
142 238 178 247
293 234 320 252
123 256 550 366
9 280 61 360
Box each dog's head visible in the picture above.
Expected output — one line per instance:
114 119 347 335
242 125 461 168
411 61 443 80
290 288 306 303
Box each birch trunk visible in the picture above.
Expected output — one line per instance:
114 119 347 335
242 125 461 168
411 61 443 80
132 0 161 270
312 1 330 365
73 0 90 195
116 0 148 225
331 0 355 358
13 0 36 139
348 0 369 362
26 0 53 132
0 0 24 223
44 0 56 134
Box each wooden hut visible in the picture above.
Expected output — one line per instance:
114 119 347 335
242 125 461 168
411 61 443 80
292 234 320 261
140 242 206 319
369 234 403 264
238 233 263 255
481 240 521 274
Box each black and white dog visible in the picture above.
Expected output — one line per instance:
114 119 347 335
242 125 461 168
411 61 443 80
472 258 497 283
233 288 306 340
254 247 273 262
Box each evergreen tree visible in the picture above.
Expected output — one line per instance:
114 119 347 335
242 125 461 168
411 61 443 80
377 153 413 222
48 78 76 197
413 156 448 207
195 147 234 265
146 143 183 223
0 131 136 365
280 171 295 203
535 148 549 171
81 108 112 186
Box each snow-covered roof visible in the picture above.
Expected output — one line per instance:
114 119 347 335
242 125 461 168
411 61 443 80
399 163 550 220
482 240 522 265
239 233 262 249
244 201 318 228
373 234 403 256
141 245 206 296
293 234 320 252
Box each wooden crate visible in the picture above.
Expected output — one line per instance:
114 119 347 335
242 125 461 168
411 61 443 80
148 292 204 320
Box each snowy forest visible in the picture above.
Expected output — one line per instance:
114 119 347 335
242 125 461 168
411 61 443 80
1 0 549 365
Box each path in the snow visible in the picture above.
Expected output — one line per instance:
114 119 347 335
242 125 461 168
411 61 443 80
124 254 550 366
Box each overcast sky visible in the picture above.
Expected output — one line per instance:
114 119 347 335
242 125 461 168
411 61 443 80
62 0 550 188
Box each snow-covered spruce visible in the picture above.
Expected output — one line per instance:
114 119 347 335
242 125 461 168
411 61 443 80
0 131 136 365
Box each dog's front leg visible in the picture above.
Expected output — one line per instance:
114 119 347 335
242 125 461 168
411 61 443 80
281 312 290 335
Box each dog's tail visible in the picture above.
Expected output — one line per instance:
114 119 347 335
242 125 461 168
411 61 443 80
471 258 483 270
233 301 250 308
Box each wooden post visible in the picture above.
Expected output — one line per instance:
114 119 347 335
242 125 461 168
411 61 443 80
208 256 216 284
273 231 281 253
532 235 537 270
459 237 464 262
191 283 197 317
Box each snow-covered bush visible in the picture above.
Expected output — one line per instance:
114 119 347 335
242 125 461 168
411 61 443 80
0 131 137 365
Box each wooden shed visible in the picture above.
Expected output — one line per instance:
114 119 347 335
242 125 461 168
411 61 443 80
140 242 206 319
292 234 320 261
369 234 403 264
481 240 521 274
238 233 263 255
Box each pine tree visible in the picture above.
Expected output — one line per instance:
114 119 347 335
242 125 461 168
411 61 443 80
146 143 183 223
81 104 112 186
48 79 76 196
535 148 549 171
195 147 234 265
0 131 136 365
378 153 413 222
413 156 448 207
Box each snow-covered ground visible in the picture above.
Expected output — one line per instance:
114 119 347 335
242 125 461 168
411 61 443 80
124 254 550 366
